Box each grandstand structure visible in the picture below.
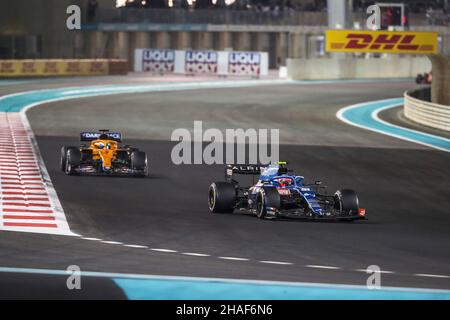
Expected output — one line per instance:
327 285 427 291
1 0 449 69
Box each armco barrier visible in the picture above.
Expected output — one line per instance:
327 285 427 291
404 88 450 132
0 59 128 77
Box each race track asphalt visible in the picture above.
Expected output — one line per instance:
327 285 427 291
1 78 449 298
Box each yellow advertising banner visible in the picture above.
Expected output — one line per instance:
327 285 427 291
325 30 438 54
0 59 109 77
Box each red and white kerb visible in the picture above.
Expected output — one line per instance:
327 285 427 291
0 112 75 236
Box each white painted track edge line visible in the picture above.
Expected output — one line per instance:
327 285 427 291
415 273 450 279
259 260 294 265
305 265 341 270
218 256 250 261
181 252 211 257
150 248 178 253
100 241 124 245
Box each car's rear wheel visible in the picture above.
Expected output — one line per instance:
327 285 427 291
208 182 236 213
65 148 81 175
256 187 280 219
334 189 359 215
131 151 148 176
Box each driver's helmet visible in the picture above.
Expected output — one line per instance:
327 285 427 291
276 177 293 188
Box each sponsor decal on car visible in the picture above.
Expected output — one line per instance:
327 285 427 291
277 188 291 196
80 132 122 141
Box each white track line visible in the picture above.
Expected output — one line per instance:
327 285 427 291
259 260 293 265
122 244 149 249
415 273 450 279
100 241 124 245
182 252 211 257
305 265 341 270
150 248 178 253
218 256 250 261
355 269 395 274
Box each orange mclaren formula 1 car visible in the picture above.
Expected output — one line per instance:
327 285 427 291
60 130 148 176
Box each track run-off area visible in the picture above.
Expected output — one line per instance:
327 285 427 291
0 76 449 299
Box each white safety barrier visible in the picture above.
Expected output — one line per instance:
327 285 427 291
134 49 268 77
404 90 450 132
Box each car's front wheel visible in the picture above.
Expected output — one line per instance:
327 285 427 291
65 147 81 175
334 189 359 215
60 146 69 172
208 182 236 214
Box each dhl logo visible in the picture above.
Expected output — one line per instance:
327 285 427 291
326 30 438 54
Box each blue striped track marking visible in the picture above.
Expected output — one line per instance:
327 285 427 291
337 98 450 153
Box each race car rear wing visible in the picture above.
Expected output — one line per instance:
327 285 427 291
80 132 122 142
225 164 265 182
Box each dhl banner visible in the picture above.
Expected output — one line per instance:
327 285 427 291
326 30 438 54
0 59 110 77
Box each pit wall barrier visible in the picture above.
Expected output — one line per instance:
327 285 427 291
0 59 128 77
134 49 269 77
404 88 450 132
286 57 431 80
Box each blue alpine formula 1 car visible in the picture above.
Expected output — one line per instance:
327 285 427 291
208 162 366 221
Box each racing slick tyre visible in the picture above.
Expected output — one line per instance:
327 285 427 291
61 146 78 172
256 187 280 219
334 189 359 216
208 182 236 214
131 151 148 176
60 146 68 172
65 147 81 175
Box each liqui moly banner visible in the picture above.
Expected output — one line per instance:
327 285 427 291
227 52 264 76
185 50 218 74
135 49 175 73
134 49 268 76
